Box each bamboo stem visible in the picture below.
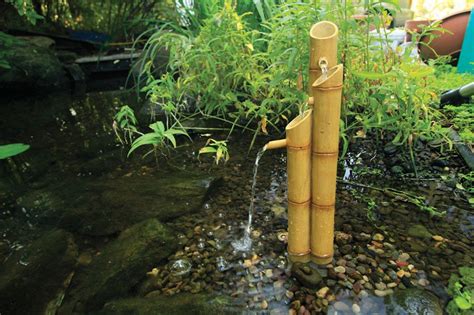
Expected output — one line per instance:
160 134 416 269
311 64 344 265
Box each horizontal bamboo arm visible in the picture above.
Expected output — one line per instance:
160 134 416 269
264 139 287 150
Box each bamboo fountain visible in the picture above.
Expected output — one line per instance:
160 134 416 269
265 21 342 264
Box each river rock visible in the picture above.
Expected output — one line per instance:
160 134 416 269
17 171 219 235
291 263 322 289
384 288 442 315
59 219 178 313
407 224 432 239
99 294 239 315
0 33 68 92
0 230 77 315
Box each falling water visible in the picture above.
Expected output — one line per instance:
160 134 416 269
231 147 266 252
320 61 328 80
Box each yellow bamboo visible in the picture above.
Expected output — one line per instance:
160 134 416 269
309 21 339 95
286 109 312 262
264 110 312 262
311 64 343 265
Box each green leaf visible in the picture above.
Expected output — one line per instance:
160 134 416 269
353 71 394 80
0 143 30 159
454 296 471 310
198 147 217 154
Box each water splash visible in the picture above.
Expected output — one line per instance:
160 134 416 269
232 147 266 252
170 259 192 276
320 61 328 80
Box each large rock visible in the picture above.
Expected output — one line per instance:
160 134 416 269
0 32 68 92
17 171 218 235
0 229 78 315
407 224 433 239
291 262 323 289
59 219 179 313
100 294 241 315
384 288 443 315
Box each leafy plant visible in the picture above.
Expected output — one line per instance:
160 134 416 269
447 267 474 314
0 143 30 159
128 121 188 157
5 0 43 24
113 105 138 145
198 139 230 165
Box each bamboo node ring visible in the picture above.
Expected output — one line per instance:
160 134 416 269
288 143 311 151
313 84 343 91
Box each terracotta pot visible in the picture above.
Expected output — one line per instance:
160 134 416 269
419 10 471 65
404 19 431 42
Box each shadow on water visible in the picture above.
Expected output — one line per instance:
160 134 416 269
0 91 472 314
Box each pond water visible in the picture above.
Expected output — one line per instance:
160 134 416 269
0 90 472 314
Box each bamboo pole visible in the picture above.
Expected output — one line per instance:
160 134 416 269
264 109 312 262
309 21 339 96
286 109 312 262
311 64 343 265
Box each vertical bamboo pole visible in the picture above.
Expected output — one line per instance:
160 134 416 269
311 64 343 265
309 21 341 265
286 109 312 262
309 21 339 95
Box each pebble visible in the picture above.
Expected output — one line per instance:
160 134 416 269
418 279 429 287
432 235 444 242
352 304 361 314
374 289 393 297
316 286 330 298
265 269 273 278
397 270 405 278
373 233 384 241
398 253 410 262
334 301 350 312
285 290 294 299
375 282 387 290
261 300 268 309
334 266 346 274
387 282 397 288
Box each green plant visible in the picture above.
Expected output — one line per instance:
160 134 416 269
198 139 230 165
128 121 188 157
447 267 474 314
444 104 474 143
5 0 43 24
113 105 138 145
0 143 30 159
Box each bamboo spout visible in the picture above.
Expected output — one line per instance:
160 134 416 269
310 64 343 265
264 139 287 151
309 21 339 95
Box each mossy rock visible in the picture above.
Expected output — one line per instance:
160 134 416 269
17 171 219 235
59 219 179 313
0 32 68 92
0 229 78 315
407 224 433 239
99 294 242 315
384 288 443 315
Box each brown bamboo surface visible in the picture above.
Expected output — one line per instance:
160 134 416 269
286 109 312 260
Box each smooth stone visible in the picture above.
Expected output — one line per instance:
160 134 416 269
373 233 384 241
398 253 410 262
17 172 219 236
290 263 322 289
0 230 77 315
407 225 432 239
59 219 178 313
334 266 346 274
352 303 361 314
333 301 350 312
374 289 393 297
384 288 442 315
100 294 238 315
316 287 330 298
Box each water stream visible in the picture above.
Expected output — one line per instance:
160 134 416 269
231 147 266 252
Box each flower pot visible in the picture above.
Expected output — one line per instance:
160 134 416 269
404 19 431 42
419 10 471 65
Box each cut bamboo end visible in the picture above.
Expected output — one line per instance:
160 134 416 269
265 139 287 150
286 109 312 147
310 254 333 265
312 64 344 89
289 252 311 263
309 21 338 70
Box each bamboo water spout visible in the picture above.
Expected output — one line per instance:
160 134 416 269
265 109 312 262
265 21 342 265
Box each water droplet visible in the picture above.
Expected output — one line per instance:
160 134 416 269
170 259 192 276
204 203 210 209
